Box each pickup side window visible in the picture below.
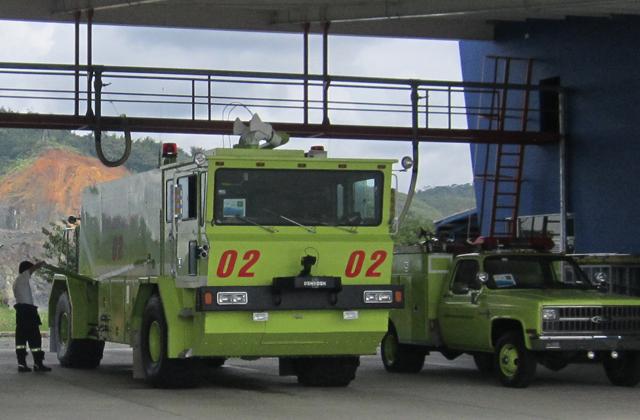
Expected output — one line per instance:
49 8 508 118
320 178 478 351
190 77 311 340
451 260 479 294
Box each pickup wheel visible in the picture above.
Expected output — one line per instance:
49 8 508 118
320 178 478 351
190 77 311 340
295 356 359 387
140 294 197 388
494 332 537 388
603 352 640 387
381 328 425 373
473 353 495 375
54 291 104 369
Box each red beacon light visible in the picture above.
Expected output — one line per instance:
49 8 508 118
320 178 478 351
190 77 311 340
162 143 178 157
160 143 178 165
307 145 327 158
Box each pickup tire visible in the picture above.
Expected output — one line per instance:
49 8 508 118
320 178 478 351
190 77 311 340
603 352 640 387
140 294 197 388
54 291 104 369
381 328 425 373
295 356 359 387
494 332 537 388
473 353 495 374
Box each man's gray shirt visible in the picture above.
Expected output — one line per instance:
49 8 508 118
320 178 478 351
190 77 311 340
13 271 34 305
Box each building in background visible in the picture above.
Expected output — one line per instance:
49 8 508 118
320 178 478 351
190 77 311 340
460 17 640 255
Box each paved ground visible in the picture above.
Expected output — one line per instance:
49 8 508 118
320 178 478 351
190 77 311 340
1 337 639 420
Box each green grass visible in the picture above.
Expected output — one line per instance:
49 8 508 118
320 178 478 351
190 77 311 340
0 305 49 333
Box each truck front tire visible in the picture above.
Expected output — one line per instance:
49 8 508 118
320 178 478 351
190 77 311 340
603 352 640 387
54 291 104 369
494 332 537 388
381 328 425 373
295 356 359 387
140 294 196 388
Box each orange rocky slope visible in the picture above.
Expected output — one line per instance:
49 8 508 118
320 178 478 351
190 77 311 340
0 148 129 228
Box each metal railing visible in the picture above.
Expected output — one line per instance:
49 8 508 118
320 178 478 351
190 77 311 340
0 61 561 143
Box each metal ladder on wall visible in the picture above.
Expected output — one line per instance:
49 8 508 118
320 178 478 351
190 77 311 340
477 56 534 238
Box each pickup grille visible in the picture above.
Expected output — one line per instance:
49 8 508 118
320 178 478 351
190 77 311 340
542 306 640 334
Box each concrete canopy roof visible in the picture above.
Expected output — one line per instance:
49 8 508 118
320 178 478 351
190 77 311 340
1 1 640 40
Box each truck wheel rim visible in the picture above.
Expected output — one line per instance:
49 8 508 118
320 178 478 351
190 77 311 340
148 321 162 363
59 313 69 346
383 334 396 364
499 344 519 378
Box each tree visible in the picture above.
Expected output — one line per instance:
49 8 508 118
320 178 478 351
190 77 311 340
41 223 78 281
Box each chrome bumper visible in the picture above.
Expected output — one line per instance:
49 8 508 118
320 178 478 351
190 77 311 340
530 335 640 351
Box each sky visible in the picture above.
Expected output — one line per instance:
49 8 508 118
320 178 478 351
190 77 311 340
0 20 473 191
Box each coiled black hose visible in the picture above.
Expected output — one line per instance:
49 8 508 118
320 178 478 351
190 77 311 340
94 115 132 167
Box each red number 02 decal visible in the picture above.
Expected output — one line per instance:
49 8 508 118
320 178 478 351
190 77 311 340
345 250 388 278
238 250 260 277
216 250 261 278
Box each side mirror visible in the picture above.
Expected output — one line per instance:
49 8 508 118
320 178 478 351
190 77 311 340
594 271 608 283
400 156 414 171
475 272 489 288
594 271 609 292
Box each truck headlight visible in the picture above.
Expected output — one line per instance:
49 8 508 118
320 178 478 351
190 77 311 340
364 290 393 304
217 291 248 305
542 308 559 321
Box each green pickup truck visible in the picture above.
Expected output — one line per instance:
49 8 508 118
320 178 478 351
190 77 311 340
382 244 640 387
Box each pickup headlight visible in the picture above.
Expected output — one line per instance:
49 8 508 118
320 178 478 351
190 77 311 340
542 308 559 321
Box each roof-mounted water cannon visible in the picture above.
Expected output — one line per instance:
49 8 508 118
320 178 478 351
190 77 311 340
233 114 289 149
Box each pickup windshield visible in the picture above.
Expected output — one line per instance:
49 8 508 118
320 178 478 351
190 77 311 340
484 255 593 290
213 168 383 227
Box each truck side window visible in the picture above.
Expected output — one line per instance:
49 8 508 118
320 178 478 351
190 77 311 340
178 175 197 221
451 260 479 294
200 173 207 227
165 180 173 223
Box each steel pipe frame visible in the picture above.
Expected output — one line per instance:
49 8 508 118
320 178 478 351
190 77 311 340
0 61 555 92
0 112 558 144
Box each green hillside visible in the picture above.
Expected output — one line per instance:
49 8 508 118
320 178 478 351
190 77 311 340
394 186 476 245
415 184 476 218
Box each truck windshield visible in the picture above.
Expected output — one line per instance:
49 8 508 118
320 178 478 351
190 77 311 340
213 169 383 227
484 255 594 290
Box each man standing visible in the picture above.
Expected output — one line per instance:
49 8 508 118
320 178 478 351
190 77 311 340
13 260 51 372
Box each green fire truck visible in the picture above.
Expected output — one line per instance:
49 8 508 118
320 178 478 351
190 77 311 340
48 133 403 387
381 238 640 388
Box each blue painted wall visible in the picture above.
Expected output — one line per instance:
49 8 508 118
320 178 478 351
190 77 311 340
460 17 640 253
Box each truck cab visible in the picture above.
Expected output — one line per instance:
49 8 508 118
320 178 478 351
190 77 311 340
383 241 640 387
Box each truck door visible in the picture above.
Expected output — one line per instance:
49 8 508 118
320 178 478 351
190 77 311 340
438 259 490 351
165 168 206 287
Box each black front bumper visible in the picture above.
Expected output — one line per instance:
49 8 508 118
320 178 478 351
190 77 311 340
529 335 640 351
196 284 404 312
